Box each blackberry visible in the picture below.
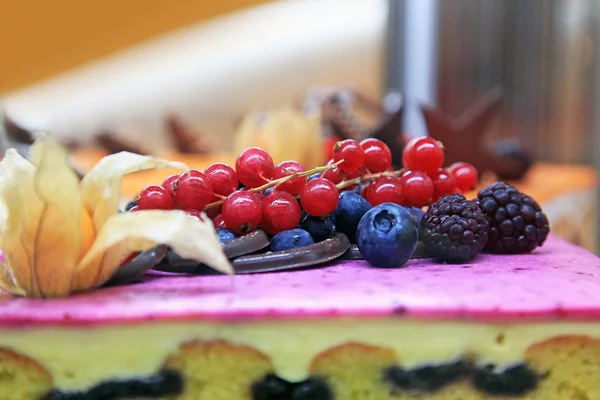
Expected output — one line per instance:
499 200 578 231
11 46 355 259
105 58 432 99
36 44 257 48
477 182 550 254
422 194 489 263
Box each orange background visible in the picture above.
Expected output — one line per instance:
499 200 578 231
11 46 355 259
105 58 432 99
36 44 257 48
0 0 269 93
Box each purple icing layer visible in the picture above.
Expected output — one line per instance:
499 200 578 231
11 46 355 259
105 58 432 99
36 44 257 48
0 235 599 326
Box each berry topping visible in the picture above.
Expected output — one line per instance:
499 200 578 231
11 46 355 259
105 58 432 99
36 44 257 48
124 200 138 211
430 168 457 202
137 185 174 210
272 161 307 195
222 190 263 235
331 191 372 242
400 170 434 208
472 364 538 396
421 194 489 263
261 192 302 235
402 137 444 174
332 139 365 173
173 172 213 210
477 182 550 253
356 203 419 268
300 178 340 217
364 177 403 206
204 163 238 197
270 229 315 252
360 138 392 173
216 227 237 243
161 173 180 198
235 147 275 188
385 360 471 393
448 162 478 192
299 214 336 242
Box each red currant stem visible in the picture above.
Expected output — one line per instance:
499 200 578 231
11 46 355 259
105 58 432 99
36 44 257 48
203 160 345 210
335 169 406 190
213 194 227 201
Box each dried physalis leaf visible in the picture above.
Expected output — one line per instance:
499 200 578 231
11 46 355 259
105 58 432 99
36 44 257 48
0 149 44 297
29 136 82 297
0 262 24 295
80 152 188 232
73 210 232 291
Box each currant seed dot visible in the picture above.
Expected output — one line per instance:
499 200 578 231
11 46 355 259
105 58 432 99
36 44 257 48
365 177 403 206
235 147 275 188
402 137 444 174
360 138 392 173
204 163 238 197
272 161 307 195
222 190 263 235
332 139 365 174
448 162 478 192
261 192 302 235
137 185 174 210
173 171 214 210
401 170 434 208
300 178 339 217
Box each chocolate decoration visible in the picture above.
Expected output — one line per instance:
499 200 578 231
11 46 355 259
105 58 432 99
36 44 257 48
342 241 431 260
421 88 532 180
106 245 168 286
321 90 369 141
165 113 210 154
96 130 145 155
370 92 404 168
2 113 35 144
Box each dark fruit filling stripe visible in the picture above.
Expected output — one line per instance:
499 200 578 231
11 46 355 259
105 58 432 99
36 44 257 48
40 370 182 400
472 364 539 396
252 375 333 400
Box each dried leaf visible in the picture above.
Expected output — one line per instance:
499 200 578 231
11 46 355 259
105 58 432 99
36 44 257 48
0 149 44 297
0 261 25 296
80 152 188 233
29 136 82 297
73 210 232 291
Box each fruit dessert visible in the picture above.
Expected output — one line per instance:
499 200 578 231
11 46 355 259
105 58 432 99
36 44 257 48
1 134 599 400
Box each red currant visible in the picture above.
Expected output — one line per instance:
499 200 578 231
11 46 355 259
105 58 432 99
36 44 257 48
430 169 457 202
173 172 213 210
204 204 222 219
212 213 226 228
400 170 434 207
332 139 365 173
137 185 174 210
364 177 403 206
340 168 362 191
448 162 478 192
222 190 263 235
321 159 344 184
185 209 204 221
402 137 444 174
324 135 341 161
204 163 238 197
360 138 392 173
300 178 339 216
235 147 275 188
161 174 179 198
261 192 302 235
272 161 306 195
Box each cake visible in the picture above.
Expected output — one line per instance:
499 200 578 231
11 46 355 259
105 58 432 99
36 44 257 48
1 132 599 400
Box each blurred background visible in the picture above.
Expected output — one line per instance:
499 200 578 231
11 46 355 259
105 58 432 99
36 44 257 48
0 0 598 252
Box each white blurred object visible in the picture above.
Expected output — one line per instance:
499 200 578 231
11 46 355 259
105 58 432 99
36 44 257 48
3 0 387 151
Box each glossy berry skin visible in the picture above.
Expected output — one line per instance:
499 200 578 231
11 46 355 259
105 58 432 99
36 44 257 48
331 191 372 242
222 190 263 235
321 166 344 185
173 172 214 210
272 161 306 195
124 200 138 211
216 227 237 243
365 177 403 207
430 169 458 202
448 162 478 193
360 138 392 173
356 203 419 268
161 174 180 198
185 209 204 220
261 192 302 235
270 229 315 252
137 185 174 210
128 206 139 212
401 170 434 208
402 137 444 175
235 147 275 188
332 139 365 173
300 178 340 217
212 214 226 228
299 214 336 242
204 163 238 197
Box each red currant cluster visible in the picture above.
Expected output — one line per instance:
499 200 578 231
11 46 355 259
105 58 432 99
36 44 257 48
132 137 478 238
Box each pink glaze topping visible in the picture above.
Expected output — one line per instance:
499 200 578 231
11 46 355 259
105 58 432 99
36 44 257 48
0 235 599 325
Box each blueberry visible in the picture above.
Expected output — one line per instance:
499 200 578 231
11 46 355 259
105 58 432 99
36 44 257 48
271 229 314 252
265 187 274 196
299 214 336 242
125 200 137 211
331 191 372 242
406 206 425 240
216 228 237 243
356 203 418 267
308 173 321 182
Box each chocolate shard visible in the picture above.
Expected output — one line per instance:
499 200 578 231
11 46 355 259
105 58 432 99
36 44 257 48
2 113 35 144
321 90 369 141
342 241 431 260
106 245 168 285
96 130 146 155
421 87 532 180
165 113 211 154
370 92 404 168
